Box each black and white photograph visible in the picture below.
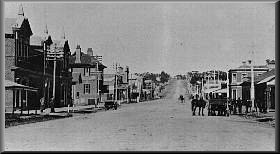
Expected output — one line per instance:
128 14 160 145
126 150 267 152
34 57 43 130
2 0 276 151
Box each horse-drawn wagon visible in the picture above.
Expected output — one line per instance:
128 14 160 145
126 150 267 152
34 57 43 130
208 99 230 116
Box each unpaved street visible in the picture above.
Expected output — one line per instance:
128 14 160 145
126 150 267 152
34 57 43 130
4 79 275 151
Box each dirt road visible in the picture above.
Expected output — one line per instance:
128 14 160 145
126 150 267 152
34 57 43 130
4 79 275 151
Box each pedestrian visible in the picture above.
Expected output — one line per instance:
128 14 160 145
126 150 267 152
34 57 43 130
232 99 237 114
237 97 242 114
245 100 251 113
40 97 45 113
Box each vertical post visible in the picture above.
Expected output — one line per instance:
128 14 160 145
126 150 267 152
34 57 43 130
26 90 29 115
12 90 15 114
96 60 99 107
217 71 219 87
249 60 255 113
213 70 215 84
51 55 56 113
114 63 117 102
20 90 22 115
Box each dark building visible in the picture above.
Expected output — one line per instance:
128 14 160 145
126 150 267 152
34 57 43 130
5 5 72 113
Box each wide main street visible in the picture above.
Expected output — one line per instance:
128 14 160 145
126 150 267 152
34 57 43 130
4 79 275 151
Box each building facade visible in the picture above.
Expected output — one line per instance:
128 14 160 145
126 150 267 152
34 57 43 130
228 60 274 100
69 46 106 106
5 5 72 112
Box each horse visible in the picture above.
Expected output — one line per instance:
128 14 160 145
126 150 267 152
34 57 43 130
193 97 207 116
178 95 185 103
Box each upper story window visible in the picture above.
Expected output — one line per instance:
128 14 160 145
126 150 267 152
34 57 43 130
232 73 237 83
241 73 247 82
84 84 90 94
84 68 90 76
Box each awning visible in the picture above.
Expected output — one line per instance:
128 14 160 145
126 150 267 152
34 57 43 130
267 79 275 86
257 75 275 85
204 88 220 94
212 88 227 94
5 80 38 92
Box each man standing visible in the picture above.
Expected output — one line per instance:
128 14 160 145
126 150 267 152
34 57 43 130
40 97 45 113
237 97 242 114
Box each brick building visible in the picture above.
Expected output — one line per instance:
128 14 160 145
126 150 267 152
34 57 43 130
5 5 72 112
228 60 275 100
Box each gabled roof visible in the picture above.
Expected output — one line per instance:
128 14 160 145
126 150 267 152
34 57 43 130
5 17 32 36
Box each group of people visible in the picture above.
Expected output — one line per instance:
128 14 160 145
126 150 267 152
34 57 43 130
229 97 266 114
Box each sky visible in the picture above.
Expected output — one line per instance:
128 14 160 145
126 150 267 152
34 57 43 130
4 2 275 76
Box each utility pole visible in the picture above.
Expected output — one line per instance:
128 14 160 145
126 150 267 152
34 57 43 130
114 63 118 104
47 43 63 113
96 58 99 108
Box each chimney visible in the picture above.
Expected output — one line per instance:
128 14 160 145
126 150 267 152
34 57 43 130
87 48 93 56
75 45 81 63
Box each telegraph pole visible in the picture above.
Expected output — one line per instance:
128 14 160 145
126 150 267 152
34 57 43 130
96 58 99 108
114 63 118 103
47 43 63 113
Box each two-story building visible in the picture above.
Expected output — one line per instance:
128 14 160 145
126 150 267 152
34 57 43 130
128 74 143 102
5 5 73 113
5 5 72 113
228 60 274 100
69 46 106 106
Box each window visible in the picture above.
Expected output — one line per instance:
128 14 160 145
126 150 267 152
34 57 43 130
232 89 237 100
84 68 90 76
241 73 247 82
76 92 79 98
84 84 90 94
232 73 237 82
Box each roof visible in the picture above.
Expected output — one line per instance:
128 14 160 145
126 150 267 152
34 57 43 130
5 80 38 92
257 75 275 85
5 17 33 36
204 88 220 94
254 69 275 83
5 18 16 34
267 79 275 86
69 52 106 68
239 69 275 86
230 64 269 72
